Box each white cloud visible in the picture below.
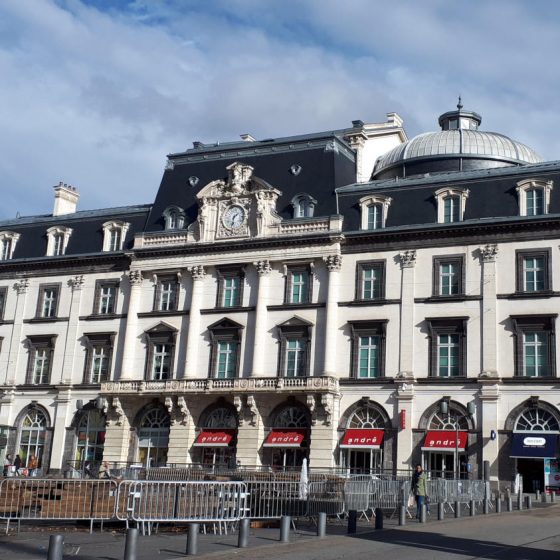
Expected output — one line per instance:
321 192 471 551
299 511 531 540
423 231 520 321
0 0 559 219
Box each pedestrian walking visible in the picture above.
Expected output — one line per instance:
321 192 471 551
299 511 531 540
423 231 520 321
3 453 13 477
13 454 22 476
411 463 428 521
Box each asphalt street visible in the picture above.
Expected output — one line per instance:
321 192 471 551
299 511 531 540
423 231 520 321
0 504 558 559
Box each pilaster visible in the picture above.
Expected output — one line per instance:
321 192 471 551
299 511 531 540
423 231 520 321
101 397 131 463
480 244 499 376
234 395 263 466
166 396 194 465
395 380 415 471
185 266 205 378
251 261 272 377
5 279 29 385
119 270 143 380
398 251 416 376
60 275 84 384
308 393 339 468
479 381 500 483
49 388 73 471
322 255 342 376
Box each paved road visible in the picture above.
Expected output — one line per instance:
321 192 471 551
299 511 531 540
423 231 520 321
0 505 559 559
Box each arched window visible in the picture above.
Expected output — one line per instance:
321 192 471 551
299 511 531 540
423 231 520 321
428 410 469 431
359 195 392 230
434 188 469 223
76 409 106 469
516 179 553 217
18 408 48 468
515 408 560 432
274 405 309 428
203 406 238 428
163 207 186 230
347 405 385 429
138 408 170 467
291 194 316 218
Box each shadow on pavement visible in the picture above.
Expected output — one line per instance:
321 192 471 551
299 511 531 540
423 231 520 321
352 528 558 560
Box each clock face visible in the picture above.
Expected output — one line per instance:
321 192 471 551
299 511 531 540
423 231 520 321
222 205 245 230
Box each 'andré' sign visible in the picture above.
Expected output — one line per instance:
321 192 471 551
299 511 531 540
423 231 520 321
199 434 230 444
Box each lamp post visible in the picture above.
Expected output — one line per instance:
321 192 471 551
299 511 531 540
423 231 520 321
439 399 476 479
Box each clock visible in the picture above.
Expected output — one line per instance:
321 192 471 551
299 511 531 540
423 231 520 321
222 205 246 230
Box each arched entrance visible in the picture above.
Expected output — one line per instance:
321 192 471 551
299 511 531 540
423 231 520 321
192 404 238 468
338 401 388 474
510 405 560 493
137 407 170 467
263 403 310 469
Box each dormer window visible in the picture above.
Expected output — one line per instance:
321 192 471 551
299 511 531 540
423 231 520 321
0 231 20 260
359 195 392 230
435 188 469 223
516 179 553 217
46 226 72 256
163 206 186 230
291 194 317 218
102 221 130 252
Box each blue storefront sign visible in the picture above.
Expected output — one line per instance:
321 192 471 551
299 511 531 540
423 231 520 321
510 433 558 459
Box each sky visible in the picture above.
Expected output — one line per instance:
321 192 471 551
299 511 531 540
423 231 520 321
1 0 560 219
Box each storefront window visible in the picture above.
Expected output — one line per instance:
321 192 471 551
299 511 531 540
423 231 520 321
75 409 105 470
194 406 238 468
18 408 48 468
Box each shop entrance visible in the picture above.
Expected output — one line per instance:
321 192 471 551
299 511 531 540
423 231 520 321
341 449 382 474
426 451 468 479
517 458 544 493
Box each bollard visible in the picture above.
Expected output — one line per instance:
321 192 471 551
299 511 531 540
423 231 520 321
517 493 523 511
317 512 327 538
535 490 540 502
419 504 426 523
541 492 547 504
495 495 502 513
454 500 461 518
186 523 199 556
124 528 138 560
238 518 250 548
399 505 406 526
47 535 64 560
375 508 384 529
483 499 489 515
506 496 513 512
551 491 556 503
347 510 357 534
525 495 532 510
437 502 444 521
469 499 476 517
280 515 291 542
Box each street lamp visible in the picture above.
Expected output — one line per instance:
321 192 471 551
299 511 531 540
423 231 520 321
439 399 476 479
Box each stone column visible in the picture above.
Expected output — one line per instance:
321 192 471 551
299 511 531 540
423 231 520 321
184 266 206 378
398 251 416 376
235 395 263 466
480 244 499 376
60 275 84 384
5 279 30 385
322 255 342 377
119 270 143 381
166 397 194 465
251 260 272 377
49 388 72 471
308 394 339 469
479 382 500 486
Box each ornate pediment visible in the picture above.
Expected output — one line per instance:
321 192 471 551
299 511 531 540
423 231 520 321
194 162 282 241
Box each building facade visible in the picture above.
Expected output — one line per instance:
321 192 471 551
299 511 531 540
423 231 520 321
0 105 559 492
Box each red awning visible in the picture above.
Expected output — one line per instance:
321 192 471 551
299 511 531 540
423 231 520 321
193 429 236 447
263 429 307 448
340 429 384 449
422 430 468 451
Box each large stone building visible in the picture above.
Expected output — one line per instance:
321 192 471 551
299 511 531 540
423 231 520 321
1 103 559 492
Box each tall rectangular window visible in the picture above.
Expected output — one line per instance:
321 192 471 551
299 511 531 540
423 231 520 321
108 228 121 251
356 261 385 301
523 257 545 292
523 332 548 377
358 335 380 378
350 321 386 379
433 256 464 297
89 346 110 383
516 249 551 294
367 204 382 230
154 277 178 312
511 315 555 378
26 336 55 385
437 334 460 377
285 339 306 377
443 196 460 223
526 188 544 216
428 318 466 378
37 285 60 318
151 344 172 380
94 281 118 315
285 266 311 304
53 234 64 256
223 276 241 307
1 238 12 260
216 342 237 379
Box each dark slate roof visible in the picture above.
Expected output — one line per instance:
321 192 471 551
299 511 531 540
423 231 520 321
145 134 356 232
0 205 150 260
337 160 560 231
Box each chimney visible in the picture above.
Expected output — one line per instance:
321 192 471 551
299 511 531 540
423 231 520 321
53 182 79 216
240 134 256 142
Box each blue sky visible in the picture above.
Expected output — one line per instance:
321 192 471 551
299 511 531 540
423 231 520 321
1 0 560 218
